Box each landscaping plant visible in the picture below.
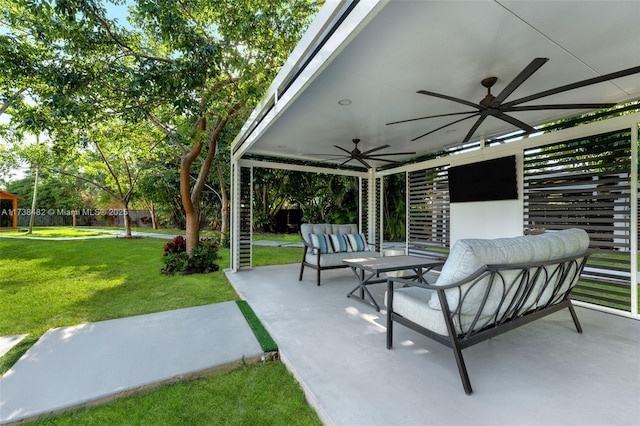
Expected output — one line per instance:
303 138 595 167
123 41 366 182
161 235 221 274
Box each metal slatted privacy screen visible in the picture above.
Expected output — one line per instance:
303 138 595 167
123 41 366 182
361 177 369 237
374 177 382 251
408 166 450 259
523 129 633 312
239 166 253 267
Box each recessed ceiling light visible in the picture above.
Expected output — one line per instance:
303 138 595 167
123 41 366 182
338 99 352 106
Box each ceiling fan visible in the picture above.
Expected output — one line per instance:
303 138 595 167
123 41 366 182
387 58 640 144
312 138 416 169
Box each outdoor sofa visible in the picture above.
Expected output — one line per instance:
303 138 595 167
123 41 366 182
386 228 591 394
299 223 379 286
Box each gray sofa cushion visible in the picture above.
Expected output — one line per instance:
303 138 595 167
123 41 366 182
301 223 333 235
387 228 590 336
301 223 376 266
300 223 359 237
388 287 488 336
305 250 379 267
428 228 590 314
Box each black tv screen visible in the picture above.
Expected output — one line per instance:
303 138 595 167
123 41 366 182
448 155 518 203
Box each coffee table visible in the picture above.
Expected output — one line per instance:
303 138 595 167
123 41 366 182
342 255 445 311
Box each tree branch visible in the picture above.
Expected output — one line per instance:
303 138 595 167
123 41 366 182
0 88 27 116
147 112 187 155
88 9 174 64
93 140 125 199
45 166 117 200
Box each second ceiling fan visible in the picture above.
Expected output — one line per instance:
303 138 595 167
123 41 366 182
318 138 415 169
387 58 640 144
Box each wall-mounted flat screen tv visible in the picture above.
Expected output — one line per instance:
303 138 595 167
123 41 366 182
448 155 518 203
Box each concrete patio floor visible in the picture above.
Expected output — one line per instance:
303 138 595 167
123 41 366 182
226 263 640 426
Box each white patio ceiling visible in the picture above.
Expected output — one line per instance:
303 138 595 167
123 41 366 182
233 0 640 169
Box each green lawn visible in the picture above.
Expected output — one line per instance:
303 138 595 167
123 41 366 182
32 362 320 426
0 227 112 238
0 237 236 335
0 230 319 425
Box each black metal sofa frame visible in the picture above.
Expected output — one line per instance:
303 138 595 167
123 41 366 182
298 233 349 286
386 251 592 395
298 224 377 286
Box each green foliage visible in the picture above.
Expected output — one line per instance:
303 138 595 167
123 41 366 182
188 245 219 272
161 235 220 274
1 0 323 247
5 171 87 211
253 169 359 230
383 173 406 241
161 251 190 274
252 168 406 240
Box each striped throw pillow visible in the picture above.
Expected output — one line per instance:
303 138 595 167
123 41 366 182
346 233 368 252
308 233 333 254
328 234 350 252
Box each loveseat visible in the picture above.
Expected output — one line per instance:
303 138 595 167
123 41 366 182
299 223 379 286
386 228 591 394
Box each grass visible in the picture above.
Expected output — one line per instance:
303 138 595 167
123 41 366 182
0 227 111 238
252 232 302 243
236 301 278 352
0 238 236 336
0 232 321 424
253 245 301 266
32 362 321 426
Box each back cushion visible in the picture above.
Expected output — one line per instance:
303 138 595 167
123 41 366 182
301 224 359 245
333 224 359 234
429 228 590 314
300 224 333 236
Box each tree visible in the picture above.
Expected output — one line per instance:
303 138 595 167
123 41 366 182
50 119 163 237
1 0 321 253
136 160 186 229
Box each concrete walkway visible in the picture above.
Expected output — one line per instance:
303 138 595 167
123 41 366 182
0 302 263 425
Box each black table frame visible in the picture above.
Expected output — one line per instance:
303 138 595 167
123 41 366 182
342 255 445 311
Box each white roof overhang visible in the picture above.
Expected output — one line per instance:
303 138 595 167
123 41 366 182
232 0 640 170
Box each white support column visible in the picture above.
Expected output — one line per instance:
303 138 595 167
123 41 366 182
630 123 638 317
405 171 410 253
230 161 241 272
249 166 254 268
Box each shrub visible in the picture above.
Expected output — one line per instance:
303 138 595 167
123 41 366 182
161 252 189 274
161 236 220 274
163 236 186 255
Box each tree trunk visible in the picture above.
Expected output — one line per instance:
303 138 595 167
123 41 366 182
218 165 229 244
185 208 200 252
180 151 200 254
122 200 132 238
27 164 40 235
150 202 157 229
